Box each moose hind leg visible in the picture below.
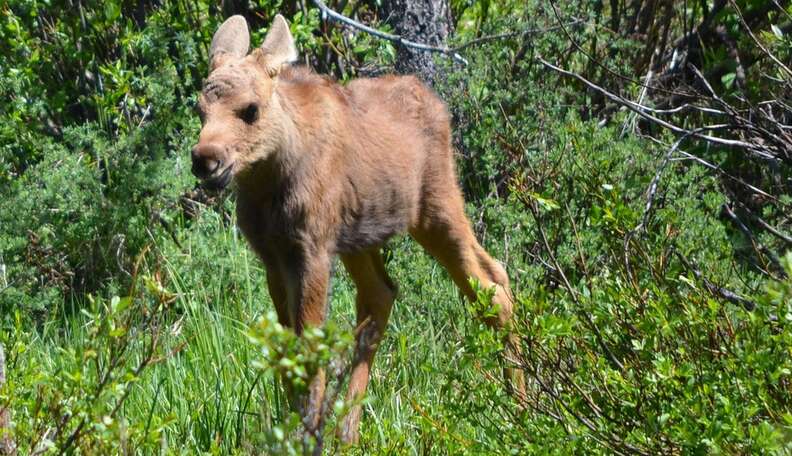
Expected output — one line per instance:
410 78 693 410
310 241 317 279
409 194 514 324
410 192 525 394
338 249 397 444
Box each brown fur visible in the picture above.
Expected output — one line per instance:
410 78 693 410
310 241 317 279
192 15 524 445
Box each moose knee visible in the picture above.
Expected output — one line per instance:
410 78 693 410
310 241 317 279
490 261 510 289
475 248 510 287
360 280 397 331
489 284 514 327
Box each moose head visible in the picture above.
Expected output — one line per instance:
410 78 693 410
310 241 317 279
191 15 298 189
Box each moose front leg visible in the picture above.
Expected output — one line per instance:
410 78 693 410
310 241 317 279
283 250 332 438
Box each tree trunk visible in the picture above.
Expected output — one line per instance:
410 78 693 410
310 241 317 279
378 0 454 85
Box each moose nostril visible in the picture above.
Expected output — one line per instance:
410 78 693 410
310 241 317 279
191 144 224 179
207 159 221 174
192 158 221 178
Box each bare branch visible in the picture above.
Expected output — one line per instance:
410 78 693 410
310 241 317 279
311 0 469 65
637 135 689 232
730 0 792 80
312 0 584 68
537 57 780 160
640 135 783 205
452 20 583 52
676 253 758 311
722 203 787 279
737 202 792 246
623 135 691 296
620 58 655 138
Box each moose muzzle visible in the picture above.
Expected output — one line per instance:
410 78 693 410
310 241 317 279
191 143 232 189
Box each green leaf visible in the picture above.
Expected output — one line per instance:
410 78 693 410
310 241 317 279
771 24 784 39
104 3 121 21
721 72 736 89
527 192 560 211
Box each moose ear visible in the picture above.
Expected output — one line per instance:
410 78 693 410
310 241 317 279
209 15 250 72
258 14 298 77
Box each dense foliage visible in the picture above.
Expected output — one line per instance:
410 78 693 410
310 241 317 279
1 0 790 453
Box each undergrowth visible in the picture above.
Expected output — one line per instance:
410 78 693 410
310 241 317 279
1 0 791 453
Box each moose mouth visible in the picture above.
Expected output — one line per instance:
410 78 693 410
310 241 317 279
203 166 233 190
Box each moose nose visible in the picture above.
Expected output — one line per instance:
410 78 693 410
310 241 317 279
191 144 223 179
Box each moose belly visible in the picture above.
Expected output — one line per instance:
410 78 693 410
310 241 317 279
335 187 411 254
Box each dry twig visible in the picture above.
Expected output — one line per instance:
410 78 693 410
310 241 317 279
537 57 780 160
676 252 758 311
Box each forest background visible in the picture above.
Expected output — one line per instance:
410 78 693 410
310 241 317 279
1 0 791 453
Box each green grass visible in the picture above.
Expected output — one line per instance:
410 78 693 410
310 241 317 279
10 206 495 453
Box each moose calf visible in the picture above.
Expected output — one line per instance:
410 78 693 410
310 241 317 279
192 14 522 444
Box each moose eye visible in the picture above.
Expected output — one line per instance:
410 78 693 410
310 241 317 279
238 103 259 124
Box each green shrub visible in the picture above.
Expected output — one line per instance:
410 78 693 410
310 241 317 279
1 271 174 453
437 252 792 454
1 0 791 453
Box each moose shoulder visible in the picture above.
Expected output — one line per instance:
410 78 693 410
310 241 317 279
192 14 524 445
